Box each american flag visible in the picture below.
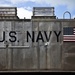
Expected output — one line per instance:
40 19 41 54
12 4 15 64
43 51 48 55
63 27 75 42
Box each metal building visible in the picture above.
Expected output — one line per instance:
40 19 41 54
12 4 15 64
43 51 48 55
0 7 75 72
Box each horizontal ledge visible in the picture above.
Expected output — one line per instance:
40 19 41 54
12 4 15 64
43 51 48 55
0 46 30 49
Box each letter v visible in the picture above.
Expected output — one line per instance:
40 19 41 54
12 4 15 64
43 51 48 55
44 31 52 42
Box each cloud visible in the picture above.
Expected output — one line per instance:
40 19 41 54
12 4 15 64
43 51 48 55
5 0 36 4
0 3 13 7
24 7 32 11
0 0 75 18
0 0 32 19
0 4 11 7
5 0 75 10
17 7 32 19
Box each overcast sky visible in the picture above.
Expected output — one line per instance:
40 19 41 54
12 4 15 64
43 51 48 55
0 0 75 19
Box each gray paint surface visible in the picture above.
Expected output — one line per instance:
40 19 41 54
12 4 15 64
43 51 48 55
0 19 75 71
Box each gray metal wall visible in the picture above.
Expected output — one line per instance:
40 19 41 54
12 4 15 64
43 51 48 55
62 21 75 71
32 20 63 70
0 19 75 71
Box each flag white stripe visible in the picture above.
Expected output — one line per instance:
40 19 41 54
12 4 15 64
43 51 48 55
63 40 75 41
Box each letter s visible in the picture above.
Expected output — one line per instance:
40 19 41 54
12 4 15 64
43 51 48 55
9 31 17 42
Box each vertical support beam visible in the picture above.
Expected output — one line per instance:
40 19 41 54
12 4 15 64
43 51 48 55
37 22 40 70
45 45 48 69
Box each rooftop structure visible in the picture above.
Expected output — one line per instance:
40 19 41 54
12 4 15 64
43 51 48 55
32 7 56 19
0 7 19 19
